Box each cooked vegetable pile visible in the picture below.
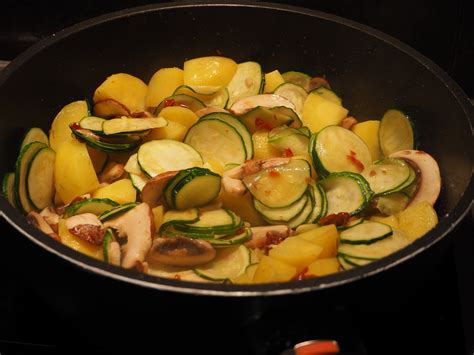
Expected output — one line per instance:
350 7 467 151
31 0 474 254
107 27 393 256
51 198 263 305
2 56 441 284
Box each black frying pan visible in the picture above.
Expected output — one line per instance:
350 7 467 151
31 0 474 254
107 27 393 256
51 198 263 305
0 1 472 351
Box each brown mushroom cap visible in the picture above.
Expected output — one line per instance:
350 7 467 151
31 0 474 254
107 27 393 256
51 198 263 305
148 236 216 267
140 170 179 208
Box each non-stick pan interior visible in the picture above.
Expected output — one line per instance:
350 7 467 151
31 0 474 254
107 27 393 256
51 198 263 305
0 3 472 295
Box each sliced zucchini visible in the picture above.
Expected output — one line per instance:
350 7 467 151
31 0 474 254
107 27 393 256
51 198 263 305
159 208 200 232
98 202 139 222
273 82 308 115
79 116 106 134
338 255 354 270
184 119 247 166
254 192 308 222
239 106 296 133
268 125 310 156
310 125 372 177
306 183 326 223
193 245 251 282
64 197 119 218
362 158 412 196
173 85 229 109
288 190 314 228
70 124 140 153
243 158 311 208
154 94 206 115
20 127 49 150
200 112 253 159
337 217 364 231
130 173 149 192
339 221 393 245
102 117 167 135
205 229 252 247
2 172 17 207
311 87 342 106
137 140 203 178
226 62 263 108
338 229 410 260
379 109 415 156
338 255 371 270
320 172 373 216
26 147 56 210
167 167 221 210
14 141 48 213
175 209 239 234
281 71 311 91
124 154 143 175
376 192 410 215
103 228 117 264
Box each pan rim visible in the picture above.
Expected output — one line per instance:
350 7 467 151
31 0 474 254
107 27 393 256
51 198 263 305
0 1 473 297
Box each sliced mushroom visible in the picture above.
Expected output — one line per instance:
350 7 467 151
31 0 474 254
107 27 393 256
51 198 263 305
147 236 216 267
94 99 131 118
27 211 60 241
99 162 126 184
245 225 291 249
308 76 331 91
230 94 296 115
39 207 60 233
104 203 154 269
107 241 122 266
341 116 358 130
140 170 179 208
65 213 105 245
389 149 441 206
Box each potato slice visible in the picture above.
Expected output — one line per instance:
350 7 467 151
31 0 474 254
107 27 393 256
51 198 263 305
49 100 89 151
92 178 136 204
252 130 281 159
297 224 339 258
253 255 297 283
184 56 237 87
397 201 438 241
93 73 147 114
302 92 348 133
307 258 340 276
264 70 285 93
269 236 323 272
145 67 184 110
58 219 103 260
352 120 383 161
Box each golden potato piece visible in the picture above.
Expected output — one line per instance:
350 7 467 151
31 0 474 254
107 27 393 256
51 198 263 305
49 100 89 151
397 201 438 241
302 92 348 133
307 258 340 277
297 224 339 258
58 219 103 260
92 178 136 204
269 236 323 272
352 120 383 161
183 56 237 87
264 70 285 93
252 130 281 159
145 67 184 110
253 255 297 283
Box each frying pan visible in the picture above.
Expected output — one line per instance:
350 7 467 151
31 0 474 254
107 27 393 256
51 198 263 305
0 1 472 351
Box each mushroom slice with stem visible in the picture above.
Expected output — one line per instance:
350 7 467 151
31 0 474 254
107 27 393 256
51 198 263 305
27 211 60 241
65 213 105 245
99 162 126 184
245 225 291 249
140 170 179 208
148 236 216 267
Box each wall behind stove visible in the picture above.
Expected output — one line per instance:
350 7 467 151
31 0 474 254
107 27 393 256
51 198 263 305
0 0 472 97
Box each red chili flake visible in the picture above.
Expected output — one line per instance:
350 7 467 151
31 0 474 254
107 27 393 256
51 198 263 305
268 170 280 177
346 153 365 172
164 98 176 107
350 150 356 156
282 148 294 157
70 122 81 130
255 117 273 131
369 170 377 177
173 274 181 280
292 267 318 281
318 212 351 227
262 230 288 255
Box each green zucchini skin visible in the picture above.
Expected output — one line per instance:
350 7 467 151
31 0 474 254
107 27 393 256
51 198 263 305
2 172 17 208
98 202 139 222
63 197 119 218
20 127 49 150
339 221 393 245
154 94 206 115
70 124 141 153
26 147 56 211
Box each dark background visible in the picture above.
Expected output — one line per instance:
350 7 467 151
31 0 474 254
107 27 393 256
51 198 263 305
0 1 472 354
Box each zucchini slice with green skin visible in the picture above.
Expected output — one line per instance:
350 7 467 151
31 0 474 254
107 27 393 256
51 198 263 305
26 147 56 211
376 192 410 215
338 255 354 270
311 87 342 106
254 192 308 223
130 173 149 192
184 119 247 166
102 117 167 135
64 197 119 218
306 183 326 223
14 141 48 213
239 106 295 133
159 208 200 233
338 255 371 270
281 71 311 91
173 85 229 109
226 62 263 108
205 229 252 247
70 124 141 153
310 125 372 177
98 202 139 222
362 158 412 196
164 169 193 208
124 153 143 175
168 167 221 210
337 217 364 231
288 190 314 228
103 228 117 264
200 112 253 159
339 221 393 245
338 229 410 260
79 116 106 134
268 125 310 156
20 127 49 150
154 94 206 115
379 109 415 156
138 140 203 178
2 172 17 207
273 82 308 115
243 158 311 209
320 172 373 216
175 209 241 235
193 245 251 282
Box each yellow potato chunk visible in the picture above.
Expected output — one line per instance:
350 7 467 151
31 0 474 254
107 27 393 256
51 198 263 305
397 201 438 241
183 56 237 87
307 258 340 276
55 140 100 205
253 255 297 283
93 179 136 204
203 159 225 176
152 205 164 232
145 67 184 110
252 130 281 159
264 70 285 93
352 120 383 161
58 219 103 261
159 106 199 130
302 92 348 133
370 215 399 229
269 236 323 272
146 120 188 142
220 190 266 226
93 73 147 114
297 224 339 258
231 264 258 284
49 100 89 151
